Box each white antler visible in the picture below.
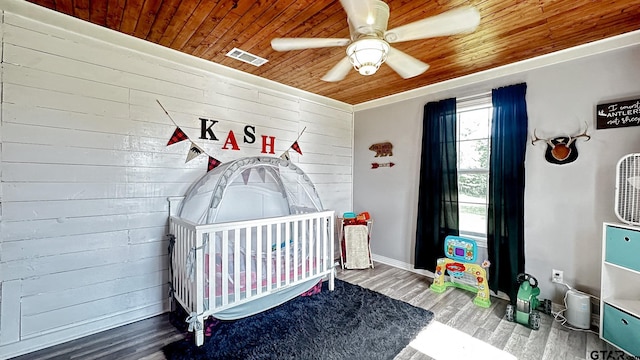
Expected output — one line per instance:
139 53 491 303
531 129 554 148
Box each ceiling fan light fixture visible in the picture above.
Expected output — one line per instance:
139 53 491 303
346 38 389 76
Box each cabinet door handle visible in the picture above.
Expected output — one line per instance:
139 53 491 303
624 236 630 242
621 318 628 325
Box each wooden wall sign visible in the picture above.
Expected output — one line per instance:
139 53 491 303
369 142 393 157
369 141 394 169
371 162 395 169
596 98 640 129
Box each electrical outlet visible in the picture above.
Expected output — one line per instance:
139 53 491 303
552 269 564 283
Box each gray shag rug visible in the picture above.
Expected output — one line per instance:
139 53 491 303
163 279 434 360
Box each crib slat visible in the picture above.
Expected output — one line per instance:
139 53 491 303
234 229 241 302
307 219 318 276
209 233 215 309
195 229 205 315
256 225 263 296
195 229 206 345
276 223 281 288
174 223 181 306
179 225 186 309
328 215 336 291
266 223 273 292
301 219 307 278
286 221 291 285
315 218 321 276
329 216 335 272
293 219 298 281
322 216 328 272
245 225 252 300
171 223 178 305
185 226 190 310
190 228 195 309
190 227 197 309
222 231 229 306
182 226 187 309
183 229 187 309
170 222 177 305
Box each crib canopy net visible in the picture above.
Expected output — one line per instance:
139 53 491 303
178 156 323 224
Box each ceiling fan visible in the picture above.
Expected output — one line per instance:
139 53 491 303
271 0 481 82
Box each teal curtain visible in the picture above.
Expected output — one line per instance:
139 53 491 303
415 98 459 271
487 83 528 303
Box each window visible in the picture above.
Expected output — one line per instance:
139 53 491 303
456 96 492 243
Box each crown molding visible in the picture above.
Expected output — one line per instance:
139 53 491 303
354 29 640 111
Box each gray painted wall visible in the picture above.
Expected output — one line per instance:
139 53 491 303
354 44 640 304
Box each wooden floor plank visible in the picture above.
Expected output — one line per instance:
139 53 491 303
10 262 632 360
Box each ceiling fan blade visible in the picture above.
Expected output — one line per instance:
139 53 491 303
321 57 353 82
340 0 376 32
340 0 390 37
384 6 480 43
271 38 350 51
385 47 430 79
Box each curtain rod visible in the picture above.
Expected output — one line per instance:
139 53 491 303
457 91 491 103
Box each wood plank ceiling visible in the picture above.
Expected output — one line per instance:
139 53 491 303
25 0 640 105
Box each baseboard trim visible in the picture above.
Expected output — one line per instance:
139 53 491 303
371 254 436 278
0 302 168 359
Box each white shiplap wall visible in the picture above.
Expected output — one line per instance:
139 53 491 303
0 2 353 357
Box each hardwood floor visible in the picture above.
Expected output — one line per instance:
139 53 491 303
10 263 633 360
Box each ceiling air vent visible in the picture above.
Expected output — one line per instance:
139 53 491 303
225 48 268 67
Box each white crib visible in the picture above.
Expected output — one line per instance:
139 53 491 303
169 197 335 346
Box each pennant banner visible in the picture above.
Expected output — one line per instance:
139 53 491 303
279 127 306 160
291 141 302 155
241 168 251 185
257 167 266 183
167 127 189 146
160 100 224 172
161 100 310 171
186 142 205 163
207 156 222 172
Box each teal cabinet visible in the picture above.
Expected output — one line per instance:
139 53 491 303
600 223 640 356
605 226 640 272
602 304 640 356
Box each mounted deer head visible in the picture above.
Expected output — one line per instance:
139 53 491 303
531 122 591 164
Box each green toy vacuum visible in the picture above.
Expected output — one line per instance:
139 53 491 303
505 273 551 330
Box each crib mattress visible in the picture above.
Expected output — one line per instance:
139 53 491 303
206 277 322 320
205 254 319 296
